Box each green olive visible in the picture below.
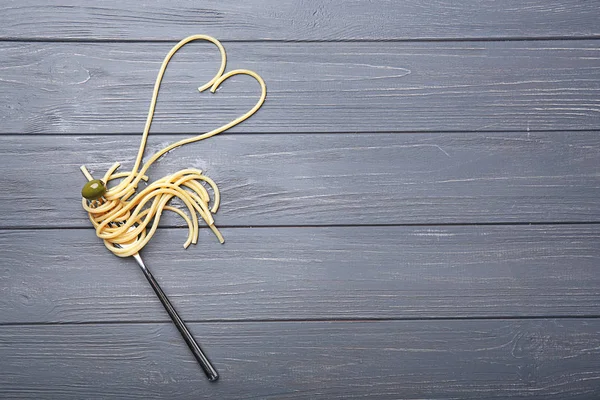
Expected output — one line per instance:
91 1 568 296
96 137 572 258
82 179 106 200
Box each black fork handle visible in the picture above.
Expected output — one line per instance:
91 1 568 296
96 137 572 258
139 263 219 381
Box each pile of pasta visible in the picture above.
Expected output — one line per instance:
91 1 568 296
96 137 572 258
80 35 266 257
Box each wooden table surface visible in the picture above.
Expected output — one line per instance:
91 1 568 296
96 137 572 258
1 1 599 399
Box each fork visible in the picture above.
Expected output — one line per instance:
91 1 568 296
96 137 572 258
116 244 219 381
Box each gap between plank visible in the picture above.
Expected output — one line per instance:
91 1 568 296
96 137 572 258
1 128 600 137
1 36 600 44
2 315 600 328
2 221 600 231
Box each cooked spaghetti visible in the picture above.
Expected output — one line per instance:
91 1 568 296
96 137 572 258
80 35 266 257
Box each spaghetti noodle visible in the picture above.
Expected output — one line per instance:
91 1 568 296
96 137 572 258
80 35 266 257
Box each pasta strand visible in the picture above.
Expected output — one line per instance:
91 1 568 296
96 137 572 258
80 35 265 257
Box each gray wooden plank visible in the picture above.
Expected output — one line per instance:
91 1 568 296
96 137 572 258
1 0 599 41
1 225 599 324
1 41 599 134
1 132 599 228
1 319 599 399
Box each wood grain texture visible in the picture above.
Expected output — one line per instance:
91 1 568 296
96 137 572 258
1 319 600 399
1 132 599 228
1 41 600 134
2 225 599 324
1 0 599 41
2 1 600 398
